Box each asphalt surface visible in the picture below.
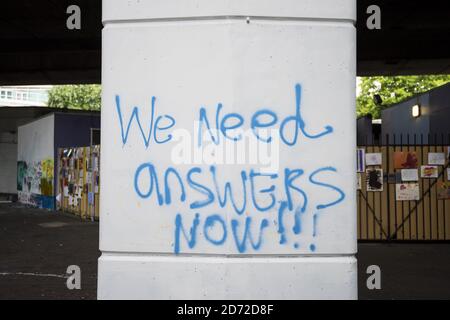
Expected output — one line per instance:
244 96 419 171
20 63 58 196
0 203 98 299
1 203 449 300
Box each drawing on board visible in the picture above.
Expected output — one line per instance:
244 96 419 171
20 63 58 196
366 168 383 192
437 181 450 200
394 151 418 169
395 183 420 201
420 165 438 178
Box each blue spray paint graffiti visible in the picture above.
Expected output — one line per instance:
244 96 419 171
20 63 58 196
117 84 346 254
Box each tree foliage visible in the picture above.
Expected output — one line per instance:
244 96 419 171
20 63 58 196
357 75 450 119
47 85 101 111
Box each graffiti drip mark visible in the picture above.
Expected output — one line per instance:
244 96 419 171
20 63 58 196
277 201 288 245
277 201 305 246
312 213 319 237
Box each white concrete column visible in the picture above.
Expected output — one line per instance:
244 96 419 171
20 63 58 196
99 0 357 299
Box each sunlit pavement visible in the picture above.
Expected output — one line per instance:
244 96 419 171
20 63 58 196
1 203 449 300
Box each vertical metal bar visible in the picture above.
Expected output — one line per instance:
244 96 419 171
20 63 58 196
428 133 432 239
414 133 418 239
371 137 376 240
400 133 405 239
386 134 391 240
365 134 369 239
421 133 426 239
393 134 397 240
442 133 450 240
407 133 411 239
435 133 439 239
357 139 362 240
358 189 362 239
379 132 383 240
366 134 377 240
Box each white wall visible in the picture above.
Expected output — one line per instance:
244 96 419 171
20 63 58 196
17 114 54 207
99 0 357 299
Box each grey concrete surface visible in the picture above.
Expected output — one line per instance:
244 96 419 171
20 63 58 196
1 203 449 300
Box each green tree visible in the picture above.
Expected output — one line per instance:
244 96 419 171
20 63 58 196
47 84 101 110
357 75 450 119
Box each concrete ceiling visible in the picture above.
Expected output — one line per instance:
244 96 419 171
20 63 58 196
0 0 449 85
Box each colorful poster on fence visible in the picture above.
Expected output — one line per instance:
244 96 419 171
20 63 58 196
420 165 438 178
401 169 419 182
428 152 445 165
394 151 418 169
357 148 365 172
365 153 382 166
366 168 383 192
437 181 450 200
396 183 420 201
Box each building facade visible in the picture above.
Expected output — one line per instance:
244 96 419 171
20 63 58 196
381 82 450 144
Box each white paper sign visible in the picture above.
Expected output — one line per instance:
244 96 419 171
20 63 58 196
396 183 420 201
365 153 382 166
401 169 418 182
428 152 445 165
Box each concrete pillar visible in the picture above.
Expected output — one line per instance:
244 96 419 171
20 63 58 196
99 0 357 299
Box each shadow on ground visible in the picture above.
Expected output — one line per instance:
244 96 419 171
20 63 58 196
1 203 449 299
358 242 450 299
0 203 99 299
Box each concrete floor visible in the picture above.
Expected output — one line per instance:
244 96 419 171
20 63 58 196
1 203 449 300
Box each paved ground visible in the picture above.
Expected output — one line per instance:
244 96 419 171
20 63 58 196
357 242 450 299
0 203 98 299
1 203 449 300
